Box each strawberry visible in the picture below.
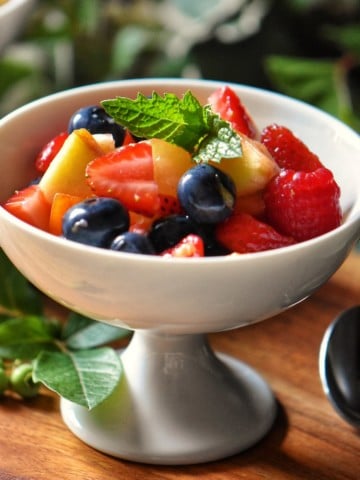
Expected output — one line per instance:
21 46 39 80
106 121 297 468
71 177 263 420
3 184 51 231
123 129 136 146
215 212 295 253
161 234 204 258
260 124 323 172
35 132 69 173
86 141 160 217
208 86 258 138
158 194 183 217
264 168 342 241
86 139 192 217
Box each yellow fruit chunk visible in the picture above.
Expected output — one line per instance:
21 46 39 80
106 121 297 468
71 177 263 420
211 133 279 196
39 129 104 203
92 133 115 153
151 138 193 197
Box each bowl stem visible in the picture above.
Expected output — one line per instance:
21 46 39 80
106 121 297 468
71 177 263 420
61 330 277 465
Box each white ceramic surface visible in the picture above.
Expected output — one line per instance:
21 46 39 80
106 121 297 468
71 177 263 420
0 0 36 52
0 79 359 464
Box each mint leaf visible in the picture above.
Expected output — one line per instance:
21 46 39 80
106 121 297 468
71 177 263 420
102 90 242 163
102 90 210 152
63 312 130 350
33 347 122 409
0 316 60 359
194 114 242 163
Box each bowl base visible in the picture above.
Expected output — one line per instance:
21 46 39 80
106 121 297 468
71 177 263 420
60 332 277 465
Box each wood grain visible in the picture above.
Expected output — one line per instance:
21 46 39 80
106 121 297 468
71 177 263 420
1 251 359 480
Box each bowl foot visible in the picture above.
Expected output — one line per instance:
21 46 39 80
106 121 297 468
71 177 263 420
60 331 277 465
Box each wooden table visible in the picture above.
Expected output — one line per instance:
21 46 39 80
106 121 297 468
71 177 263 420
1 250 359 480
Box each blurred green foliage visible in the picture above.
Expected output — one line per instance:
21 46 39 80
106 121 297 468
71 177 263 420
0 0 359 132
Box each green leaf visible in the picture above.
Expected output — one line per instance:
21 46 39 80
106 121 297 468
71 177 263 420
0 59 34 95
111 25 154 76
76 0 101 35
102 90 211 153
323 24 360 58
33 348 122 409
194 117 242 163
265 55 360 131
0 316 59 359
63 312 130 350
0 250 42 316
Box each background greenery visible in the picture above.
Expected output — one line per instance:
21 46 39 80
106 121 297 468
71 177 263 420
0 0 359 133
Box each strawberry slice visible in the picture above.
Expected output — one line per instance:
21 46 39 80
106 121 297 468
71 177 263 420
260 124 324 172
215 212 295 253
35 132 69 173
158 194 183 217
86 141 160 217
208 86 258 138
161 234 205 258
264 168 342 241
3 184 51 231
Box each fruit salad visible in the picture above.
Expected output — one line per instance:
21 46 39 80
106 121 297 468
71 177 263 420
3 86 342 258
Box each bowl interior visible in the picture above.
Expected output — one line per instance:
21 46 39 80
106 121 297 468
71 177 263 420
0 79 359 333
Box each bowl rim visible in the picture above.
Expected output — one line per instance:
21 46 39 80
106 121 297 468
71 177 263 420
0 77 359 264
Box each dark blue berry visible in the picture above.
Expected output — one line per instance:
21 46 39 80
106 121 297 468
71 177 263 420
148 215 197 253
62 197 129 248
195 224 231 256
110 232 155 255
177 164 236 224
68 105 126 147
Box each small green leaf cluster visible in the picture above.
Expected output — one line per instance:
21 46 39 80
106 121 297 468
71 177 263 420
0 250 130 409
102 91 242 163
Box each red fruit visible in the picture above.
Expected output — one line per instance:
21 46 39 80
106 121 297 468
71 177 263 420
3 184 51 231
86 141 160 217
158 194 183 217
260 124 323 172
264 168 342 241
215 212 295 254
35 132 69 173
208 86 258 138
86 140 190 218
161 234 205 258
123 129 136 145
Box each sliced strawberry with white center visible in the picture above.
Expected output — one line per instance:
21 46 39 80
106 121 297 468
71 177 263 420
208 86 258 139
86 139 192 217
86 141 159 217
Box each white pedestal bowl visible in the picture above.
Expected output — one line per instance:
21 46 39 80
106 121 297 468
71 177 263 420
0 79 359 465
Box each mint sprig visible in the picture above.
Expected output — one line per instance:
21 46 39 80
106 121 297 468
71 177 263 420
0 249 129 409
101 91 242 163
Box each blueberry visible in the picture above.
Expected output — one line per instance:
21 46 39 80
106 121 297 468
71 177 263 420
195 224 231 257
148 215 197 253
110 232 155 255
68 105 126 147
177 164 236 224
62 197 129 248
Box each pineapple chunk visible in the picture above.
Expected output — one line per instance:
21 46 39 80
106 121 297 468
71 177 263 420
39 129 104 203
151 138 193 197
211 133 279 196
